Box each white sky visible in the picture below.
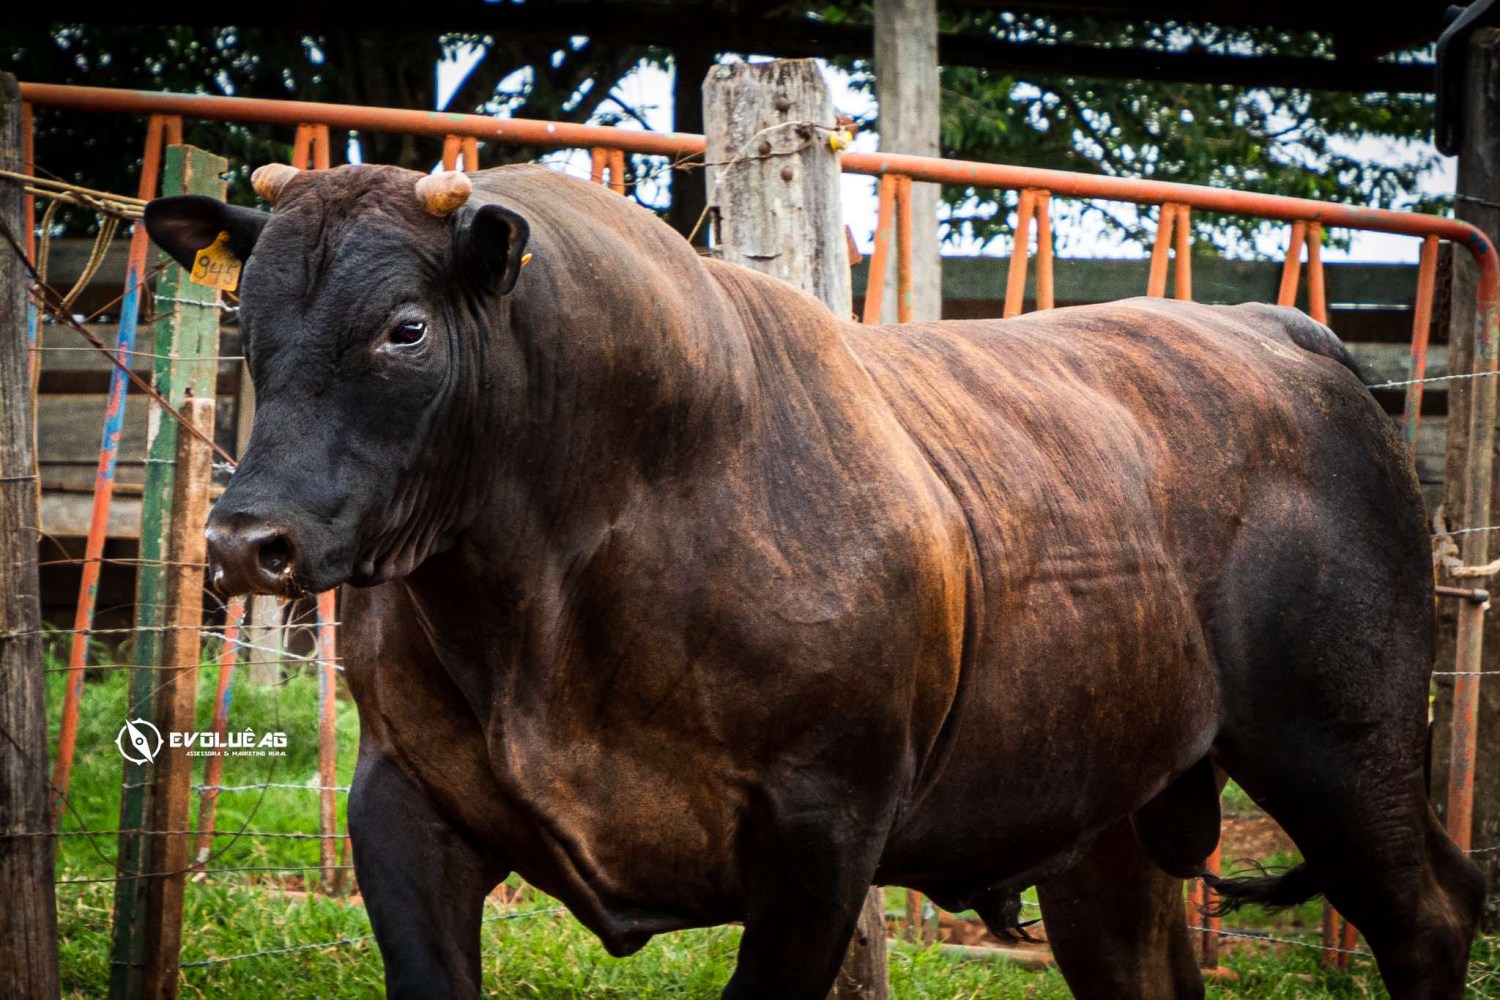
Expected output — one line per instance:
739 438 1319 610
437 50 1453 264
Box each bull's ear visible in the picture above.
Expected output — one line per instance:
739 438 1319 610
143 196 268 272
456 203 530 295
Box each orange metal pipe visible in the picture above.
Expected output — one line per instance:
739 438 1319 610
1277 221 1307 307
1173 204 1193 301
193 597 245 869
462 136 479 170
609 149 627 195
863 175 898 325
18 83 1500 250
1306 222 1328 324
317 590 340 894
1147 204 1175 298
1338 916 1358 970
51 114 168 824
1004 189 1037 319
590 147 608 185
442 134 461 171
1403 236 1440 456
1035 192 1054 311
896 176 913 323
1199 842 1221 968
292 123 313 169
314 124 331 170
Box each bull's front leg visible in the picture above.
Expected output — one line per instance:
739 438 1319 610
723 804 886 1000
349 750 506 1000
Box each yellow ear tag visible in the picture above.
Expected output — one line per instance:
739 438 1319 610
520 253 533 267
189 231 242 291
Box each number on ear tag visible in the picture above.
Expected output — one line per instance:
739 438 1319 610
189 231 242 291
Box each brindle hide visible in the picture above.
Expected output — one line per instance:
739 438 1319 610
144 164 1483 1000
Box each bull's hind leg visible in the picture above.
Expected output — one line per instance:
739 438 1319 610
1037 817 1204 1000
1209 492 1484 999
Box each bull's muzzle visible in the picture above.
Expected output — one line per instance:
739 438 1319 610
204 517 303 596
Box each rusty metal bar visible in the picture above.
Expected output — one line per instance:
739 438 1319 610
1338 917 1357 971
1198 841 1220 967
1277 221 1308 307
1403 235 1440 455
193 596 245 870
314 124 331 170
896 175 913 323
441 134 461 171
316 589 340 895
862 175 898 325
1147 204 1175 298
1173 204 1193 301
291 123 313 170
19 83 1499 250
1035 191 1054 311
590 147 608 185
1306 221 1328 324
51 114 168 824
462 136 479 171
1004 189 1037 319
609 149 626 195
1437 584 1489 604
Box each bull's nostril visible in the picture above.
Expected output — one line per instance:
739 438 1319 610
258 534 295 577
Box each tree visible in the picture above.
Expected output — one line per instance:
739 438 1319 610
825 10 1442 254
5 13 1444 256
1 25 651 223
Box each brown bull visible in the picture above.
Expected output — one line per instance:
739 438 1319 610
145 163 1482 999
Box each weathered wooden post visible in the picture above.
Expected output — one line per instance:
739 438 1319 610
0 69 61 1000
1434 25 1500 912
705 59 852 313
142 395 215 999
110 143 227 1000
704 58 888 1000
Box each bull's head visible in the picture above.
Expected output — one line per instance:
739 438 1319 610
144 165 530 596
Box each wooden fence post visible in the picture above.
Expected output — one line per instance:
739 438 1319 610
704 59 852 316
0 69 61 1000
1434 25 1500 918
110 143 227 1000
142 396 215 999
704 58 888 1000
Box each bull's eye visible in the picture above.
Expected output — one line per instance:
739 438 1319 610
389 319 428 347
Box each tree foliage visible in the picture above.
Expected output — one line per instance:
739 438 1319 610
1 25 649 223
4 13 1445 254
826 9 1443 254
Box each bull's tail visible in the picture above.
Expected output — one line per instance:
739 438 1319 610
1203 861 1322 916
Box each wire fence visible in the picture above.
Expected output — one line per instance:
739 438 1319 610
7 90 1500 997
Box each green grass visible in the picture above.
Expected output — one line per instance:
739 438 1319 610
44 638 1499 997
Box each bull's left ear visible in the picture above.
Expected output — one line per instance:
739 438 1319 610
143 196 268 272
456 204 530 295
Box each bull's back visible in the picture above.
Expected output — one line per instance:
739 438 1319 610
846 298 1404 880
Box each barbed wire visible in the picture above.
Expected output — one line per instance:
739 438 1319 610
1366 370 1500 391
56 863 355 886
176 905 569 969
196 782 350 794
